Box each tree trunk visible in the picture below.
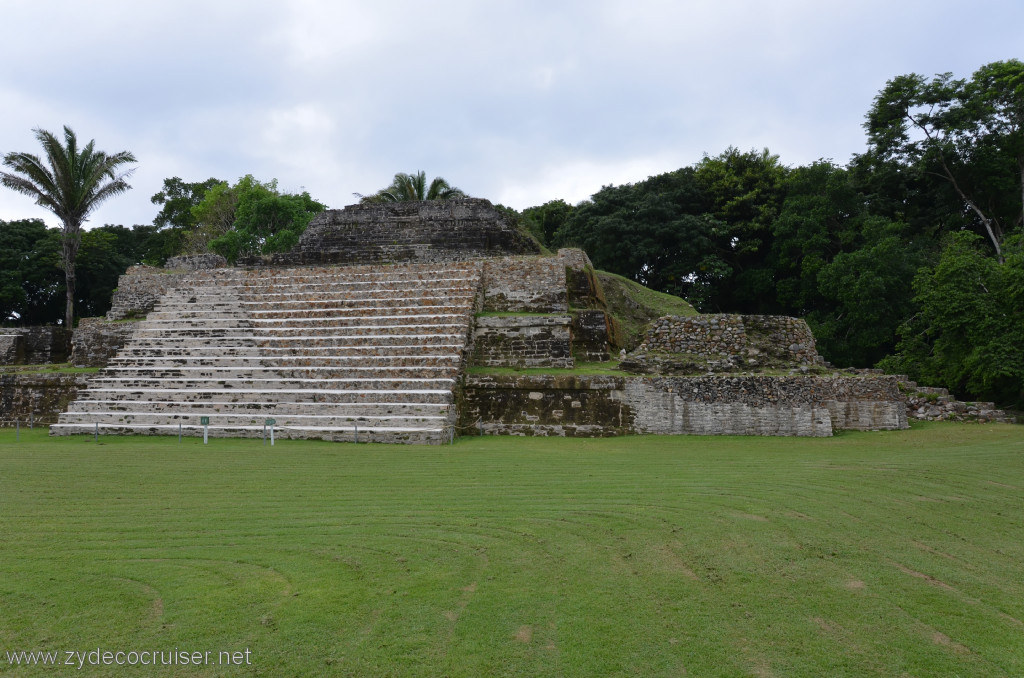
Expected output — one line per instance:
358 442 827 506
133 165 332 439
61 224 81 353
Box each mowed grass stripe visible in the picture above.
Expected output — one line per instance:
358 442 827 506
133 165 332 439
0 423 1022 676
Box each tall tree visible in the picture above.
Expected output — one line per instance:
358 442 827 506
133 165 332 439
0 126 136 331
358 170 466 203
693 147 789 312
880 232 1024 408
522 199 574 246
0 219 62 324
553 168 727 306
865 60 1024 261
192 175 326 264
150 176 222 230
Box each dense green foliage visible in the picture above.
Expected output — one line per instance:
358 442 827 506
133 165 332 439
538 60 1024 407
0 220 179 323
358 170 466 203
2 425 1023 676
194 175 326 264
880 233 1024 407
0 126 136 330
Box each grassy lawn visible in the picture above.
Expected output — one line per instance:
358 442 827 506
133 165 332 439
0 424 1022 676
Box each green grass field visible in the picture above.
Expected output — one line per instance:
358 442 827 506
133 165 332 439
1 423 1022 676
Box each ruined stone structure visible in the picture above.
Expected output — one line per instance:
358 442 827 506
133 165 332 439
460 374 907 437
0 326 68 364
272 199 540 266
45 198 926 441
622 314 824 373
70 318 141 367
53 262 481 443
0 373 89 427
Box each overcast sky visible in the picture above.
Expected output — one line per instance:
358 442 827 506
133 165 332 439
1 0 1021 229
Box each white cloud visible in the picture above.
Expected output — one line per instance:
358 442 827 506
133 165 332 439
2 0 1023 227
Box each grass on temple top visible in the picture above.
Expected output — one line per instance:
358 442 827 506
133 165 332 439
1 422 1023 676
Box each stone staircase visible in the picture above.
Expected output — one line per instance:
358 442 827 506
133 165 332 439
51 262 483 443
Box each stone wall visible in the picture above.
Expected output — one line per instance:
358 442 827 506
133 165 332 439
276 199 541 266
0 334 24 364
571 310 611 362
557 248 607 310
482 257 567 312
459 373 907 437
106 266 190 320
470 316 574 368
165 253 227 270
71 318 141 367
626 314 823 372
0 326 68 364
0 373 89 426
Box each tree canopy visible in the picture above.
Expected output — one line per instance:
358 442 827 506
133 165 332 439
358 171 466 203
191 175 326 264
1 126 136 330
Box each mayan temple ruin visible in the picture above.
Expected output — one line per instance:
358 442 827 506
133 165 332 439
6 198 947 442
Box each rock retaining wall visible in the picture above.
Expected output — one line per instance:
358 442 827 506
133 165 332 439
71 318 141 367
626 314 823 371
482 257 567 312
165 254 227 270
459 374 907 437
0 334 24 364
0 326 68 364
470 316 573 368
571 310 611 362
106 266 190 320
0 373 89 426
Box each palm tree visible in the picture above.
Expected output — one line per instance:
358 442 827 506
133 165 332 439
1 126 136 333
357 170 466 203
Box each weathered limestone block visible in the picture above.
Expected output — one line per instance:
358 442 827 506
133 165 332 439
0 327 68 364
625 314 825 373
459 374 633 436
165 253 227 270
482 257 568 312
0 334 25 365
106 266 189 320
571 310 611 362
71 317 141 367
471 316 573 368
558 248 607 310
458 373 907 437
0 373 89 426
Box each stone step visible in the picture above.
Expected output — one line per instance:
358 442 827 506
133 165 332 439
106 354 462 368
100 365 461 380
65 399 447 416
49 422 450 444
66 399 449 417
145 311 469 325
147 306 474 321
132 323 467 337
154 296 475 311
57 411 445 428
111 344 465 359
84 376 455 391
60 260 481 443
191 267 479 283
168 283 477 296
123 333 466 348
234 287 476 302
71 388 453 405
192 264 479 281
